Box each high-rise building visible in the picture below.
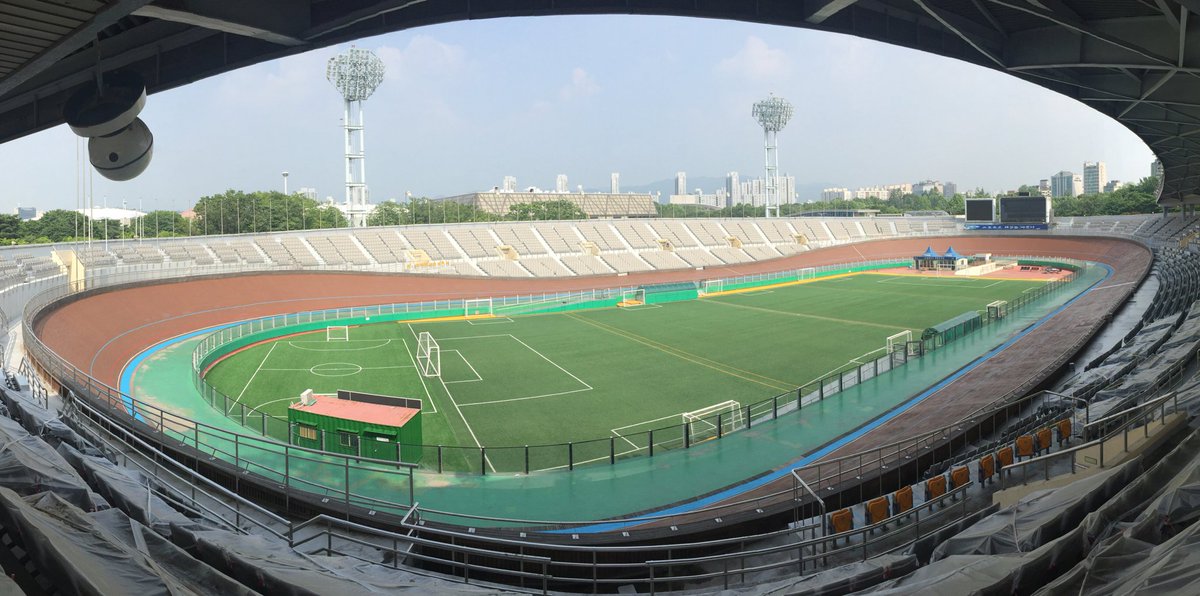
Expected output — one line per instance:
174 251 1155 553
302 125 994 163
725 172 740 207
1050 171 1080 197
1152 160 1163 179
1074 173 1084 196
502 176 517 193
1104 180 1127 193
885 183 912 198
1038 179 1052 198
675 172 687 196
943 182 958 198
1083 161 1107 195
555 174 568 193
822 188 853 201
778 175 795 205
610 172 620 194
15 206 36 221
912 180 944 195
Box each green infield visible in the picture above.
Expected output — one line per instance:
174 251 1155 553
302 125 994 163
203 272 1052 471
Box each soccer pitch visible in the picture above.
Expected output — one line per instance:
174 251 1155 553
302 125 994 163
204 273 1049 469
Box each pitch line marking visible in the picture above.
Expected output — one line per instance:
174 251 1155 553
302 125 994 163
506 335 593 391
697 298 910 333
229 341 278 414
406 324 493 473
261 365 415 371
565 314 792 391
286 339 392 351
398 337 437 414
458 387 592 407
441 350 483 384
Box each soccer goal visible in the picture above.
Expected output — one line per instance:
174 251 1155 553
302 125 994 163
886 330 913 355
464 298 493 317
326 325 350 342
987 300 1008 321
701 279 724 295
682 400 745 444
619 289 646 307
798 267 816 281
416 331 441 377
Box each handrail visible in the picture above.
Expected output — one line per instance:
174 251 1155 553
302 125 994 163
1084 390 1178 431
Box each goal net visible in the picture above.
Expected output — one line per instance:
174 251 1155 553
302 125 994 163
464 298 493 317
619 289 646 307
701 279 724 295
799 267 816 281
416 331 441 377
987 300 1008 321
683 400 745 444
327 325 349 342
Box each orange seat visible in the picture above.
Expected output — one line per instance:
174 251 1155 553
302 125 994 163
979 454 995 481
926 475 947 500
950 466 970 489
829 508 853 534
1056 419 1072 445
893 486 914 515
1036 428 1053 453
866 497 889 525
1015 435 1035 458
997 446 1014 468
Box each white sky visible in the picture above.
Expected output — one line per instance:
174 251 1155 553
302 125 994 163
0 15 1156 212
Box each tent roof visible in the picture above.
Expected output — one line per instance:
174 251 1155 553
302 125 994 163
944 246 964 259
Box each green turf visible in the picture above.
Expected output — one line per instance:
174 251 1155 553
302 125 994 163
204 272 1049 472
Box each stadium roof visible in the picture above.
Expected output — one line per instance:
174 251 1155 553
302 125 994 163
1 1 1199 205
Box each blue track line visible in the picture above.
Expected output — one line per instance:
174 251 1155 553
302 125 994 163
119 322 241 414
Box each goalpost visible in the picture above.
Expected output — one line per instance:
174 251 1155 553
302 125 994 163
701 279 724 295
619 289 646 306
987 300 1008 321
326 325 350 342
798 267 816 281
682 400 745 444
416 331 441 377
464 298 493 317
886 330 913 355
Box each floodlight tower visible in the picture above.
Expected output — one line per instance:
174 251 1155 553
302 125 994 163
752 94 794 218
326 48 385 227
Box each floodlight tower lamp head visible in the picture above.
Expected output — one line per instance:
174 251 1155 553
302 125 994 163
752 94 794 132
325 47 386 101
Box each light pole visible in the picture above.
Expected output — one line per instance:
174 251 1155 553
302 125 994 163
752 94 794 218
282 171 289 195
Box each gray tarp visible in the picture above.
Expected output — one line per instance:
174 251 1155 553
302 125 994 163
729 554 917 595
930 461 1139 560
1035 515 1200 595
57 442 210 538
0 413 104 510
189 529 516 594
0 487 215 596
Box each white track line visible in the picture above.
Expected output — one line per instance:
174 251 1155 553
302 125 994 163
229 341 278 414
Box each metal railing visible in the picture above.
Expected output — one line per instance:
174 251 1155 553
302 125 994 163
182 256 1088 474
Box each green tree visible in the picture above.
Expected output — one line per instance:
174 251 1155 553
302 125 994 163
134 210 192 237
22 209 87 242
0 214 21 241
506 200 587 221
367 200 406 226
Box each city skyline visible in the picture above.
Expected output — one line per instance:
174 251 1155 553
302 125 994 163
0 15 1156 214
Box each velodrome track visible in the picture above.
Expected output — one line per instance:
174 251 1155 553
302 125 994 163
31 235 1151 530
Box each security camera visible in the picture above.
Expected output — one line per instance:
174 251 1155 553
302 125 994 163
64 71 154 180
88 117 153 181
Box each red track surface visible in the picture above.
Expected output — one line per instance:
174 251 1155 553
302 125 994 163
35 236 1149 397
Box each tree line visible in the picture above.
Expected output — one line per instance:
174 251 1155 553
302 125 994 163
3 177 1163 244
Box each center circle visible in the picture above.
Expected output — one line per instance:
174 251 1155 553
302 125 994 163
309 362 363 377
